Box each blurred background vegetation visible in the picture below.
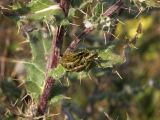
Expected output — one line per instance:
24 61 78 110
0 0 160 120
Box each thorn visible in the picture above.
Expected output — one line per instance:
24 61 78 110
63 96 72 100
117 19 125 25
66 77 70 86
18 81 25 88
21 94 30 101
115 70 123 79
17 107 22 114
87 71 93 81
129 44 138 49
79 72 82 85
58 79 63 86
103 32 107 45
18 40 30 45
78 8 88 16
104 112 113 120
11 99 18 107
69 23 80 27
108 32 120 40
135 6 144 18
44 20 52 36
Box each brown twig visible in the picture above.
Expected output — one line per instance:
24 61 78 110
0 35 10 80
65 27 94 53
37 0 70 116
103 0 123 17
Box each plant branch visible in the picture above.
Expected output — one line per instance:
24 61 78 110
37 0 70 116
103 0 123 17
65 27 94 53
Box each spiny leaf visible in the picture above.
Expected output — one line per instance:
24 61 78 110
49 64 66 80
25 0 64 20
60 19 70 26
26 61 45 86
99 48 125 68
26 5 63 20
94 2 103 17
25 80 41 100
68 8 77 19
11 0 64 21
50 95 70 104
145 0 160 7
25 29 52 99
27 0 56 12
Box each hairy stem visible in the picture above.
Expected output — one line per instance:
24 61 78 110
37 0 70 116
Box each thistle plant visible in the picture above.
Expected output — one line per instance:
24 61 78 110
1 0 159 119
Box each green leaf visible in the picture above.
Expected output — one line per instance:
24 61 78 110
26 61 45 87
25 80 41 99
27 5 63 20
25 29 52 99
27 0 56 12
49 64 66 80
67 71 88 81
28 31 46 69
28 8 63 20
50 95 66 104
68 8 77 19
99 48 125 68
145 0 160 8
60 19 70 26
94 2 103 17
79 0 92 9
13 0 64 20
